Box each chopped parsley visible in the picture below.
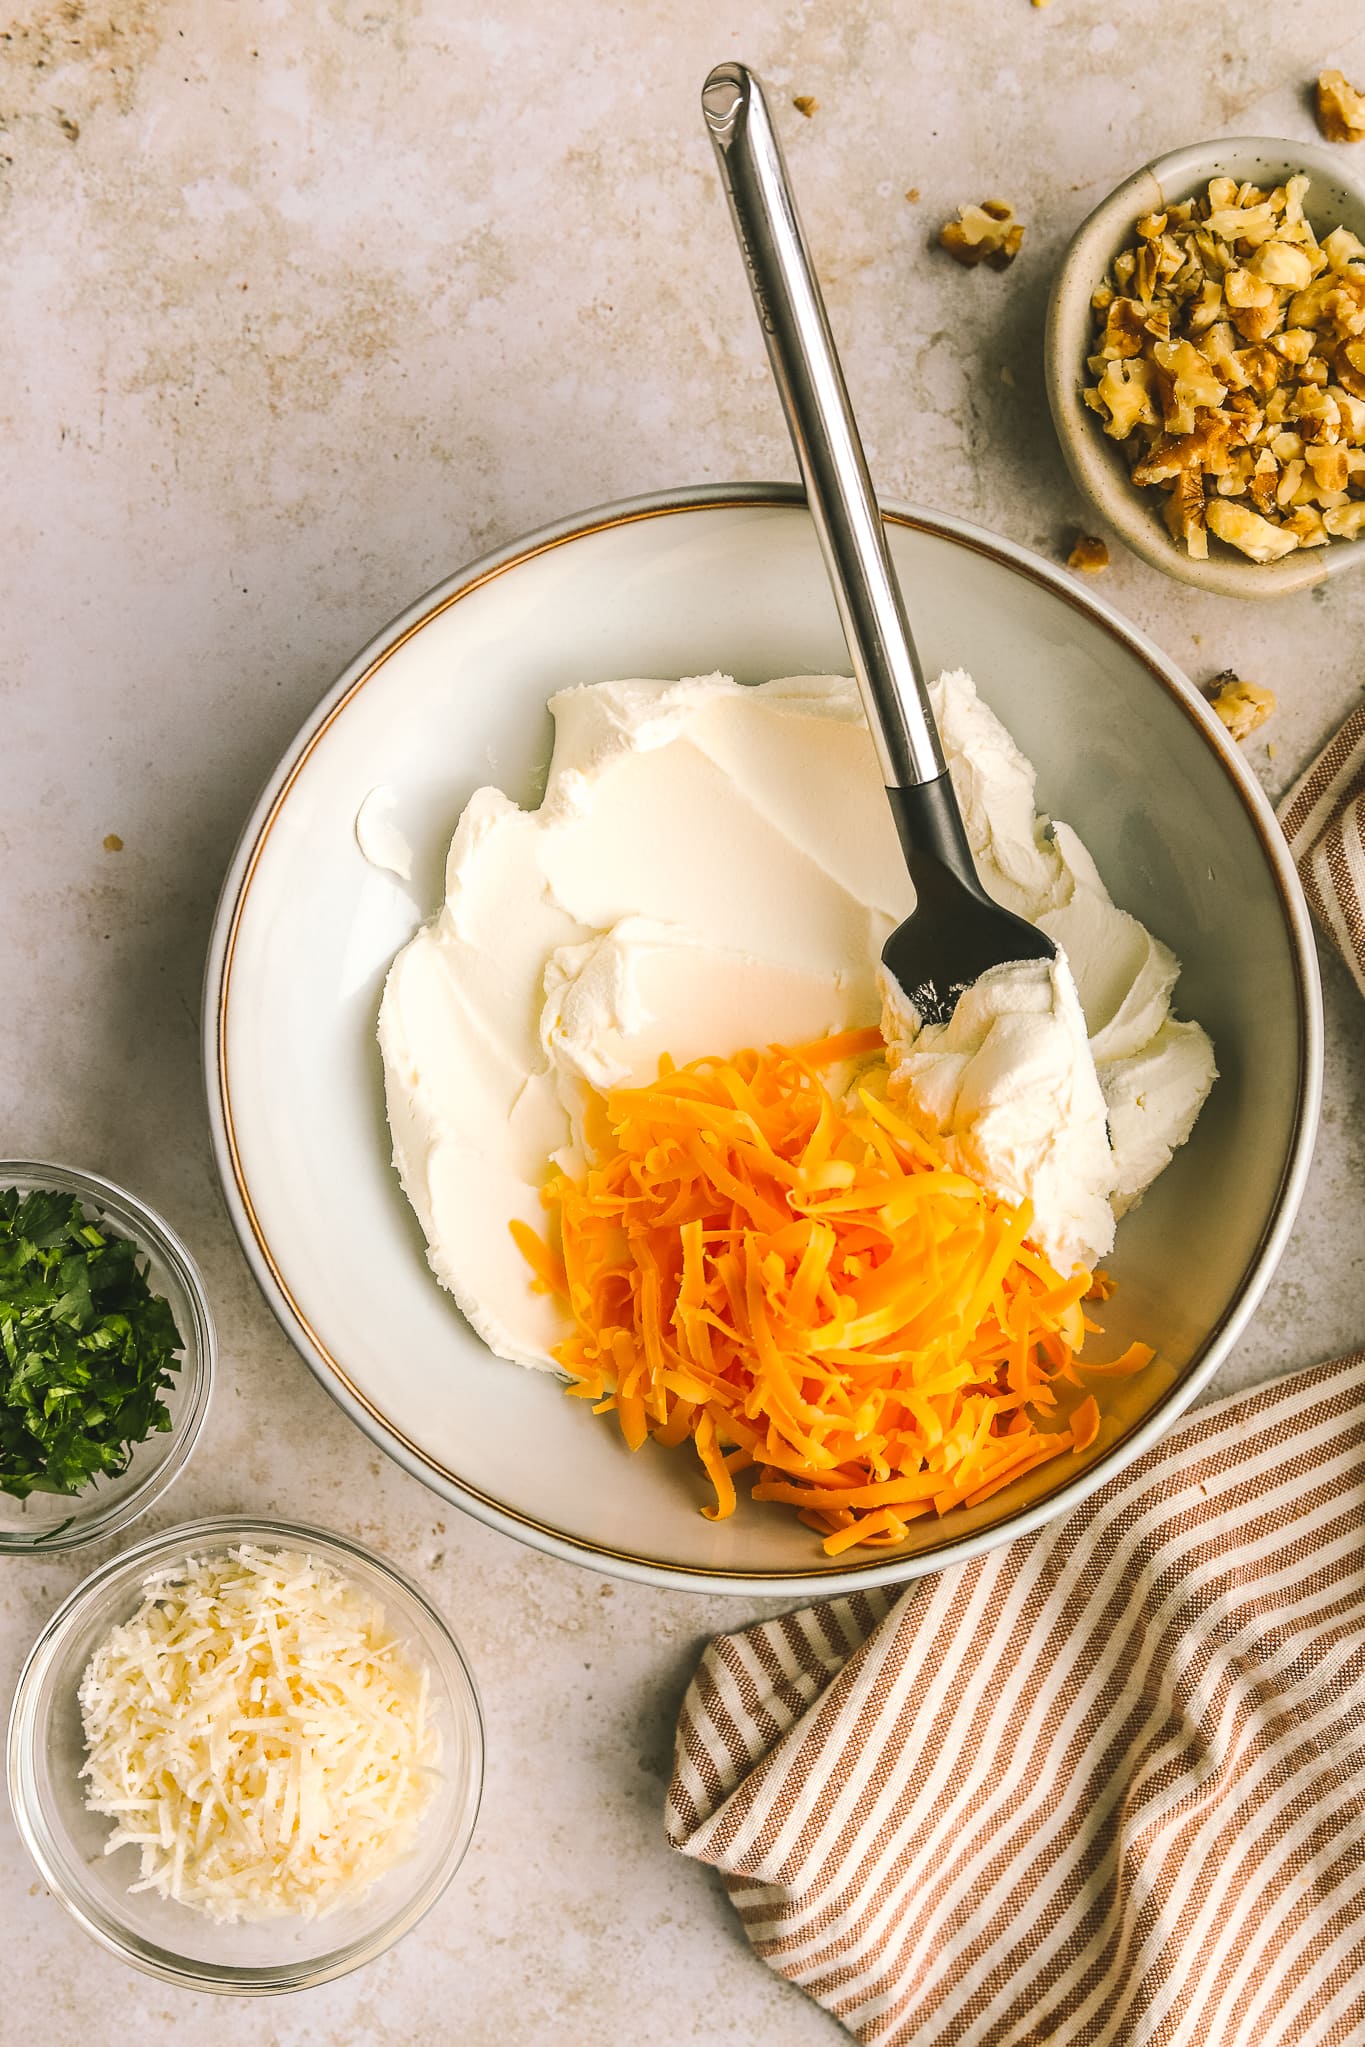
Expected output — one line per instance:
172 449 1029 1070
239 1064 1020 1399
0 1187 183 1500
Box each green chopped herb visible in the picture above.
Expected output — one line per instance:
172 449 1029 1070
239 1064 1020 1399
0 1187 183 1500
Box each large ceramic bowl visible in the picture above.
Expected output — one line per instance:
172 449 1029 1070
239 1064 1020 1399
204 486 1321 1596
1046 135 1365 597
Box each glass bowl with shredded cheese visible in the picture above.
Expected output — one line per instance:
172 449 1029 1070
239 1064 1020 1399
6 1516 484 1993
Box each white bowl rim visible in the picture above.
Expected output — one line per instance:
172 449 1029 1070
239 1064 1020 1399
202 482 1324 1597
0 1159 215 1553
1044 132 1365 597
6 1512 485 1995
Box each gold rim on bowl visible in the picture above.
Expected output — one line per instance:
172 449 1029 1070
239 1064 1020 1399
202 484 1323 1594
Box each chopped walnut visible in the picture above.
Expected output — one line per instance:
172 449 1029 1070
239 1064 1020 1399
1316 70 1365 145
1067 533 1110 572
1206 499 1298 561
1082 173 1365 561
938 199 1025 271
1205 672 1277 741
1326 499 1365 536
1162 468 1208 556
792 95 818 118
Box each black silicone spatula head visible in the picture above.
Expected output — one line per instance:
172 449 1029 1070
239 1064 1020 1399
881 779 1057 1026
701 63 1056 1022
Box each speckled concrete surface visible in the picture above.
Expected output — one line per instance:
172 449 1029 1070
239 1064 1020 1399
3 3 1365 2042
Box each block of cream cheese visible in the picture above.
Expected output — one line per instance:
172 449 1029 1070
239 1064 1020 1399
379 671 1215 1367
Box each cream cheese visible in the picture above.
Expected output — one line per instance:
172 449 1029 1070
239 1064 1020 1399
355 785 414 882
880 955 1118 1272
923 670 1216 1218
379 669 1214 1367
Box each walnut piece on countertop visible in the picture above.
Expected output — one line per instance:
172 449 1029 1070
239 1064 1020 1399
1205 672 1278 740
1067 533 1110 572
1316 70 1365 144
938 199 1025 271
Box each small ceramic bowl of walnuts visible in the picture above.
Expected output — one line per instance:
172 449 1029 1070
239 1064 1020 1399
1045 133 1365 596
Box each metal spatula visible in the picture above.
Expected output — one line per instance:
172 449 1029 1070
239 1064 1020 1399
702 62 1055 1022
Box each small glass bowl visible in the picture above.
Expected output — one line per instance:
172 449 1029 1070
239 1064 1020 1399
8 1515 485 1993
0 1162 214 1552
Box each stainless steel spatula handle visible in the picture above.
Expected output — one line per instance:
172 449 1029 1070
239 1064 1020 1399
701 60 944 792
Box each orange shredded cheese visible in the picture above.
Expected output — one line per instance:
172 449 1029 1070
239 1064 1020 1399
512 1035 1152 1555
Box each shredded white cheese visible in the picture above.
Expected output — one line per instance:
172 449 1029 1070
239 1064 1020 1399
78 1544 441 1922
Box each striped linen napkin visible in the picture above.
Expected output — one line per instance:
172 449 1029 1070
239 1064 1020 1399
1279 700 1365 1000
667 715 1365 2047
668 1353 1365 2046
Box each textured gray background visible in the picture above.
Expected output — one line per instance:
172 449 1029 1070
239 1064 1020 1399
3 3 1364 2042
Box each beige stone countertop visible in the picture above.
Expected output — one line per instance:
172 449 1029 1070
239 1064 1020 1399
3 4 1365 2042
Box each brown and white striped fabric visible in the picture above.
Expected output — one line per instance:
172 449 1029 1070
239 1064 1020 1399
668 1351 1365 2047
1279 700 1365 1001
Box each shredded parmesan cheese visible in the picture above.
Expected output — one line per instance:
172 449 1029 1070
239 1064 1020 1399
78 1544 440 1922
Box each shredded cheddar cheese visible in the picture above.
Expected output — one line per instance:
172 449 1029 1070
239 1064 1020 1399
514 1034 1152 1555
78 1545 440 1921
